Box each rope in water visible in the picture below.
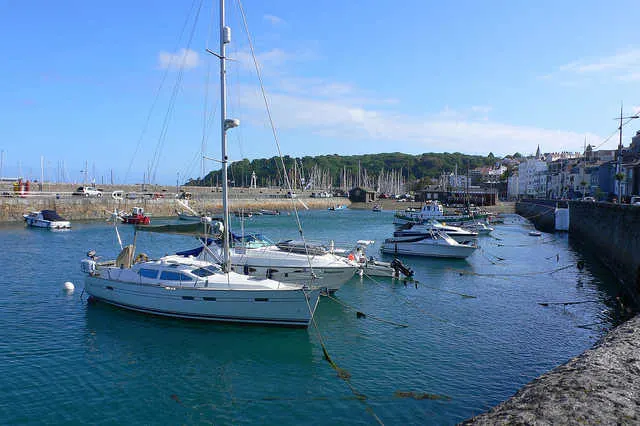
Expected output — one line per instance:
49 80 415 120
361 272 450 323
452 263 573 278
303 290 384 425
324 293 409 328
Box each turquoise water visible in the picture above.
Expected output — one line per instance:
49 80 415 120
0 210 625 424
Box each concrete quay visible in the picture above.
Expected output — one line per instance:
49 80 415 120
0 184 350 222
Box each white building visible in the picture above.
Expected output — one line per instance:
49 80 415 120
517 158 548 197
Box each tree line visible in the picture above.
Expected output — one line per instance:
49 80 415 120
186 152 498 190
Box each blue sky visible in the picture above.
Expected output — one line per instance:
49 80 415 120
2 0 640 184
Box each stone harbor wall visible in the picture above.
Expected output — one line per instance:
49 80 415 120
517 199 640 306
462 314 640 424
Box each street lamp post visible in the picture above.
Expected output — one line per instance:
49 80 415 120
615 106 639 201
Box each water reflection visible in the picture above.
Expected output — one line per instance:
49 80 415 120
83 300 315 365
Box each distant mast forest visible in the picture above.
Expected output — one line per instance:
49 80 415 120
185 152 500 192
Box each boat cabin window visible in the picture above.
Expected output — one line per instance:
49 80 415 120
191 267 218 277
159 271 193 281
139 268 159 279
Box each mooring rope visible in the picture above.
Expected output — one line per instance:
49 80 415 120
452 263 573 278
361 272 450 322
303 290 384 425
324 293 409 328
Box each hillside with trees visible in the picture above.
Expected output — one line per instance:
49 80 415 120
186 152 498 191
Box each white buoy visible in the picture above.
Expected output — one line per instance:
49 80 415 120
63 281 75 293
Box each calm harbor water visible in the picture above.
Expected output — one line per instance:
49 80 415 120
0 209 625 424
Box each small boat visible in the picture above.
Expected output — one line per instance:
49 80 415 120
176 211 201 221
372 204 382 212
328 204 347 211
23 210 71 229
233 211 253 218
381 231 477 259
259 209 280 215
529 230 542 237
120 207 151 225
393 200 487 226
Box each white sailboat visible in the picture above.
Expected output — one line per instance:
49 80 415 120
79 1 320 327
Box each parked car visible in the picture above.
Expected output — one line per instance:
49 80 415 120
581 196 596 202
126 192 138 200
630 196 640 206
73 186 102 197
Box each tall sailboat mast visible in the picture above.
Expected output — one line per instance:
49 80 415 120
215 0 238 273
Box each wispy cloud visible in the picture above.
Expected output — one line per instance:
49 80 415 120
264 14 284 26
234 82 597 156
548 48 640 83
222 45 600 156
158 48 200 70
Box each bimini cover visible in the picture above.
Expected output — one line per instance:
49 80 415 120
41 210 66 221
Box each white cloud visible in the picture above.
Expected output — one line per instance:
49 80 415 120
549 48 640 83
264 14 284 26
233 83 598 156
158 48 200 70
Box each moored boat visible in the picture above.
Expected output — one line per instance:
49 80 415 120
393 200 487 226
120 207 150 225
381 231 477 259
23 210 71 229
394 220 478 244
79 1 321 328
188 234 357 293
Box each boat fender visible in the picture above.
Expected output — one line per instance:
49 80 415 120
243 264 249 275
348 253 355 261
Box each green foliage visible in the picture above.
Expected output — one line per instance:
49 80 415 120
187 152 498 187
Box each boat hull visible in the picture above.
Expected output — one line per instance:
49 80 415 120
84 276 320 327
25 217 71 229
229 262 355 291
381 238 476 259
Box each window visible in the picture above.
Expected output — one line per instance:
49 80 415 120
139 268 159 279
160 270 193 281
191 267 218 277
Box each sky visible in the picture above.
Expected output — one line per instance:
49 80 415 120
2 0 640 185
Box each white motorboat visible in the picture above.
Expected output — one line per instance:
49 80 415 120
394 220 478 244
381 231 477 259
24 210 71 229
79 2 321 327
393 200 487 226
189 233 357 292
463 221 494 235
